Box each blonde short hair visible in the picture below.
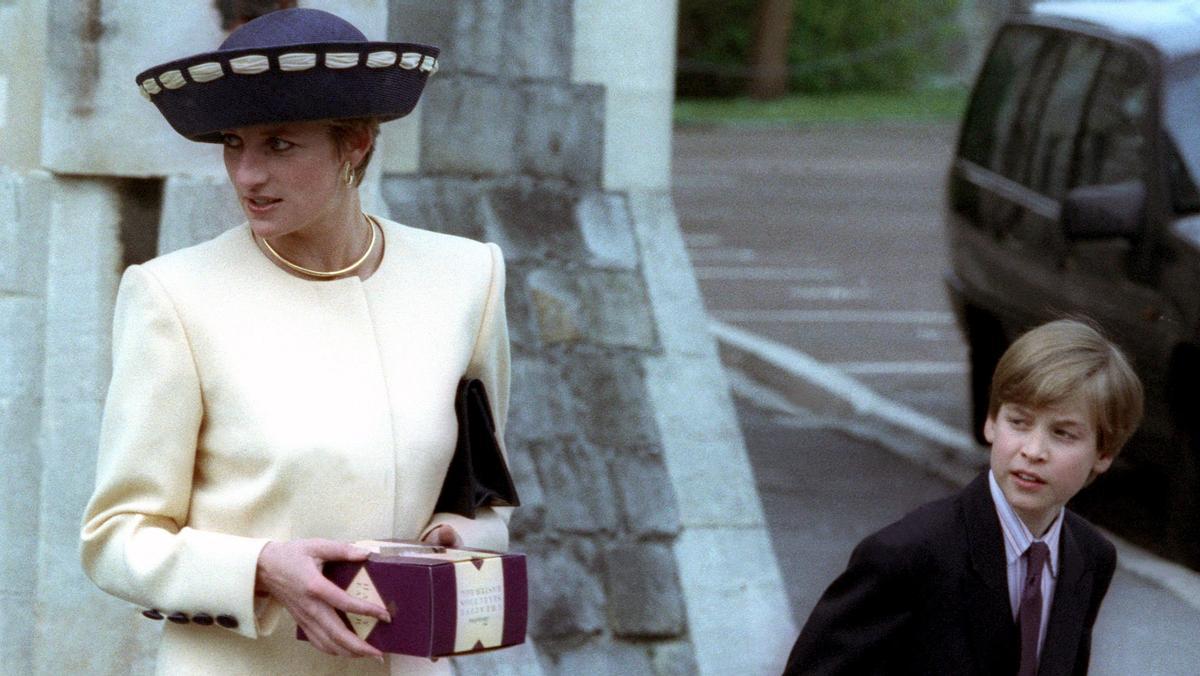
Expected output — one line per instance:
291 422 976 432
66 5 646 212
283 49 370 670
326 117 380 187
988 319 1143 458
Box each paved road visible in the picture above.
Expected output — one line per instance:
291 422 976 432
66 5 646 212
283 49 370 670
674 122 970 433
673 122 1200 674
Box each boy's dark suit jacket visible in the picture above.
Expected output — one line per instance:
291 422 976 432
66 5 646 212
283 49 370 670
784 472 1116 675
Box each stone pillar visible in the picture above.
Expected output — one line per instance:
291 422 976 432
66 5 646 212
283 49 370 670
0 0 48 170
33 178 157 674
0 168 51 675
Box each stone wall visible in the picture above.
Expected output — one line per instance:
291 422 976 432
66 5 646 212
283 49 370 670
386 2 795 673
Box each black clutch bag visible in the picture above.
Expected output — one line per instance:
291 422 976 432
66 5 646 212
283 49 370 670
434 379 521 518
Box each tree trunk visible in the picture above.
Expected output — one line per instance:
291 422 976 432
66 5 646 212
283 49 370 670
748 0 795 100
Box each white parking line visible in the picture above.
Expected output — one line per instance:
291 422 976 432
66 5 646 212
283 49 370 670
687 248 760 263
683 232 724 248
832 361 968 375
695 266 840 281
713 309 956 324
789 285 871 301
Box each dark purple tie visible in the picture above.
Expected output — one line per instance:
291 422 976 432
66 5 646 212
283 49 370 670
1018 541 1051 676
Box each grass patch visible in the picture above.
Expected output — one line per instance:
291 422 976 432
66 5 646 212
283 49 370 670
674 87 969 126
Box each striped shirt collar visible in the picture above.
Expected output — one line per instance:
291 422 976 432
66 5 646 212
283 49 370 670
988 470 1063 578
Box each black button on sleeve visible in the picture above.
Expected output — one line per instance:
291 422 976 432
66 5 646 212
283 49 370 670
166 612 190 624
216 614 239 629
142 609 164 620
192 613 214 626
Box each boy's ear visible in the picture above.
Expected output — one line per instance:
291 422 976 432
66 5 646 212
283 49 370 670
1091 451 1114 477
983 416 996 444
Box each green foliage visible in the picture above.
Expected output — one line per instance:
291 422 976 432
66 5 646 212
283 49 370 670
676 0 760 97
676 0 963 97
673 87 969 126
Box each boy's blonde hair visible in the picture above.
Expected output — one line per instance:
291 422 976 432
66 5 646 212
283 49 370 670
988 319 1143 458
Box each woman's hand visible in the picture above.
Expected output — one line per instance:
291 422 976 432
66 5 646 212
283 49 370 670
255 539 389 658
421 524 463 547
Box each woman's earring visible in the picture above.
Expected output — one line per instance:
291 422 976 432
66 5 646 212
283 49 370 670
341 161 355 186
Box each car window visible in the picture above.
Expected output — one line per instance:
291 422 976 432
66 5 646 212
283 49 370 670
1165 58 1200 213
1167 138 1200 213
1073 47 1149 188
1024 35 1106 199
959 26 1045 172
998 33 1065 187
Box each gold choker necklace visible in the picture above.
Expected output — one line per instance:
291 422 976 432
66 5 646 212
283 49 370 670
259 213 378 279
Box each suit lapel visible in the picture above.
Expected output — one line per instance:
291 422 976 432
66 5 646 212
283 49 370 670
1038 517 1092 675
960 473 1020 671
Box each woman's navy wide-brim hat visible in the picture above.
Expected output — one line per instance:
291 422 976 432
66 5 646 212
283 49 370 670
136 8 439 143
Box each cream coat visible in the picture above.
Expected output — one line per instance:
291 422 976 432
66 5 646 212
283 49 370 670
80 217 511 675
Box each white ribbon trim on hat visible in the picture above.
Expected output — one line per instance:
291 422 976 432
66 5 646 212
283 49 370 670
366 51 397 68
188 62 224 83
229 55 270 74
325 52 359 69
279 52 317 71
139 49 436 98
400 52 422 69
159 70 186 89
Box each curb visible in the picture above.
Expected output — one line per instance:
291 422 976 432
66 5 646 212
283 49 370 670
709 319 1200 614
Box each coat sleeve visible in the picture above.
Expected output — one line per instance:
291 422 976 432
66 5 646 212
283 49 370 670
80 265 270 640
420 242 513 552
784 530 916 675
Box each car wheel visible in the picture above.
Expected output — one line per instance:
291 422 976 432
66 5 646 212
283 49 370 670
964 307 1007 446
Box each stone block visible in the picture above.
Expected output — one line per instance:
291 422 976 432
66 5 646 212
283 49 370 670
448 1 505 77
505 438 546 538
421 75 519 176
673 528 797 676
0 396 41 675
0 169 52 295
525 268 584 346
501 0 573 80
642 354 765 529
158 174 242 255
602 543 686 638
0 0 48 170
515 82 603 185
41 1 224 177
482 181 581 264
572 1 677 191
375 104 422 175
576 192 638 270
451 638 546 676
649 641 701 676
611 449 681 538
516 266 654 350
503 271 538 351
532 439 618 535
551 640 654 676
509 355 573 441
564 353 658 447
578 270 656 350
384 176 493 241
388 2 457 66
525 543 606 640
629 191 718 359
